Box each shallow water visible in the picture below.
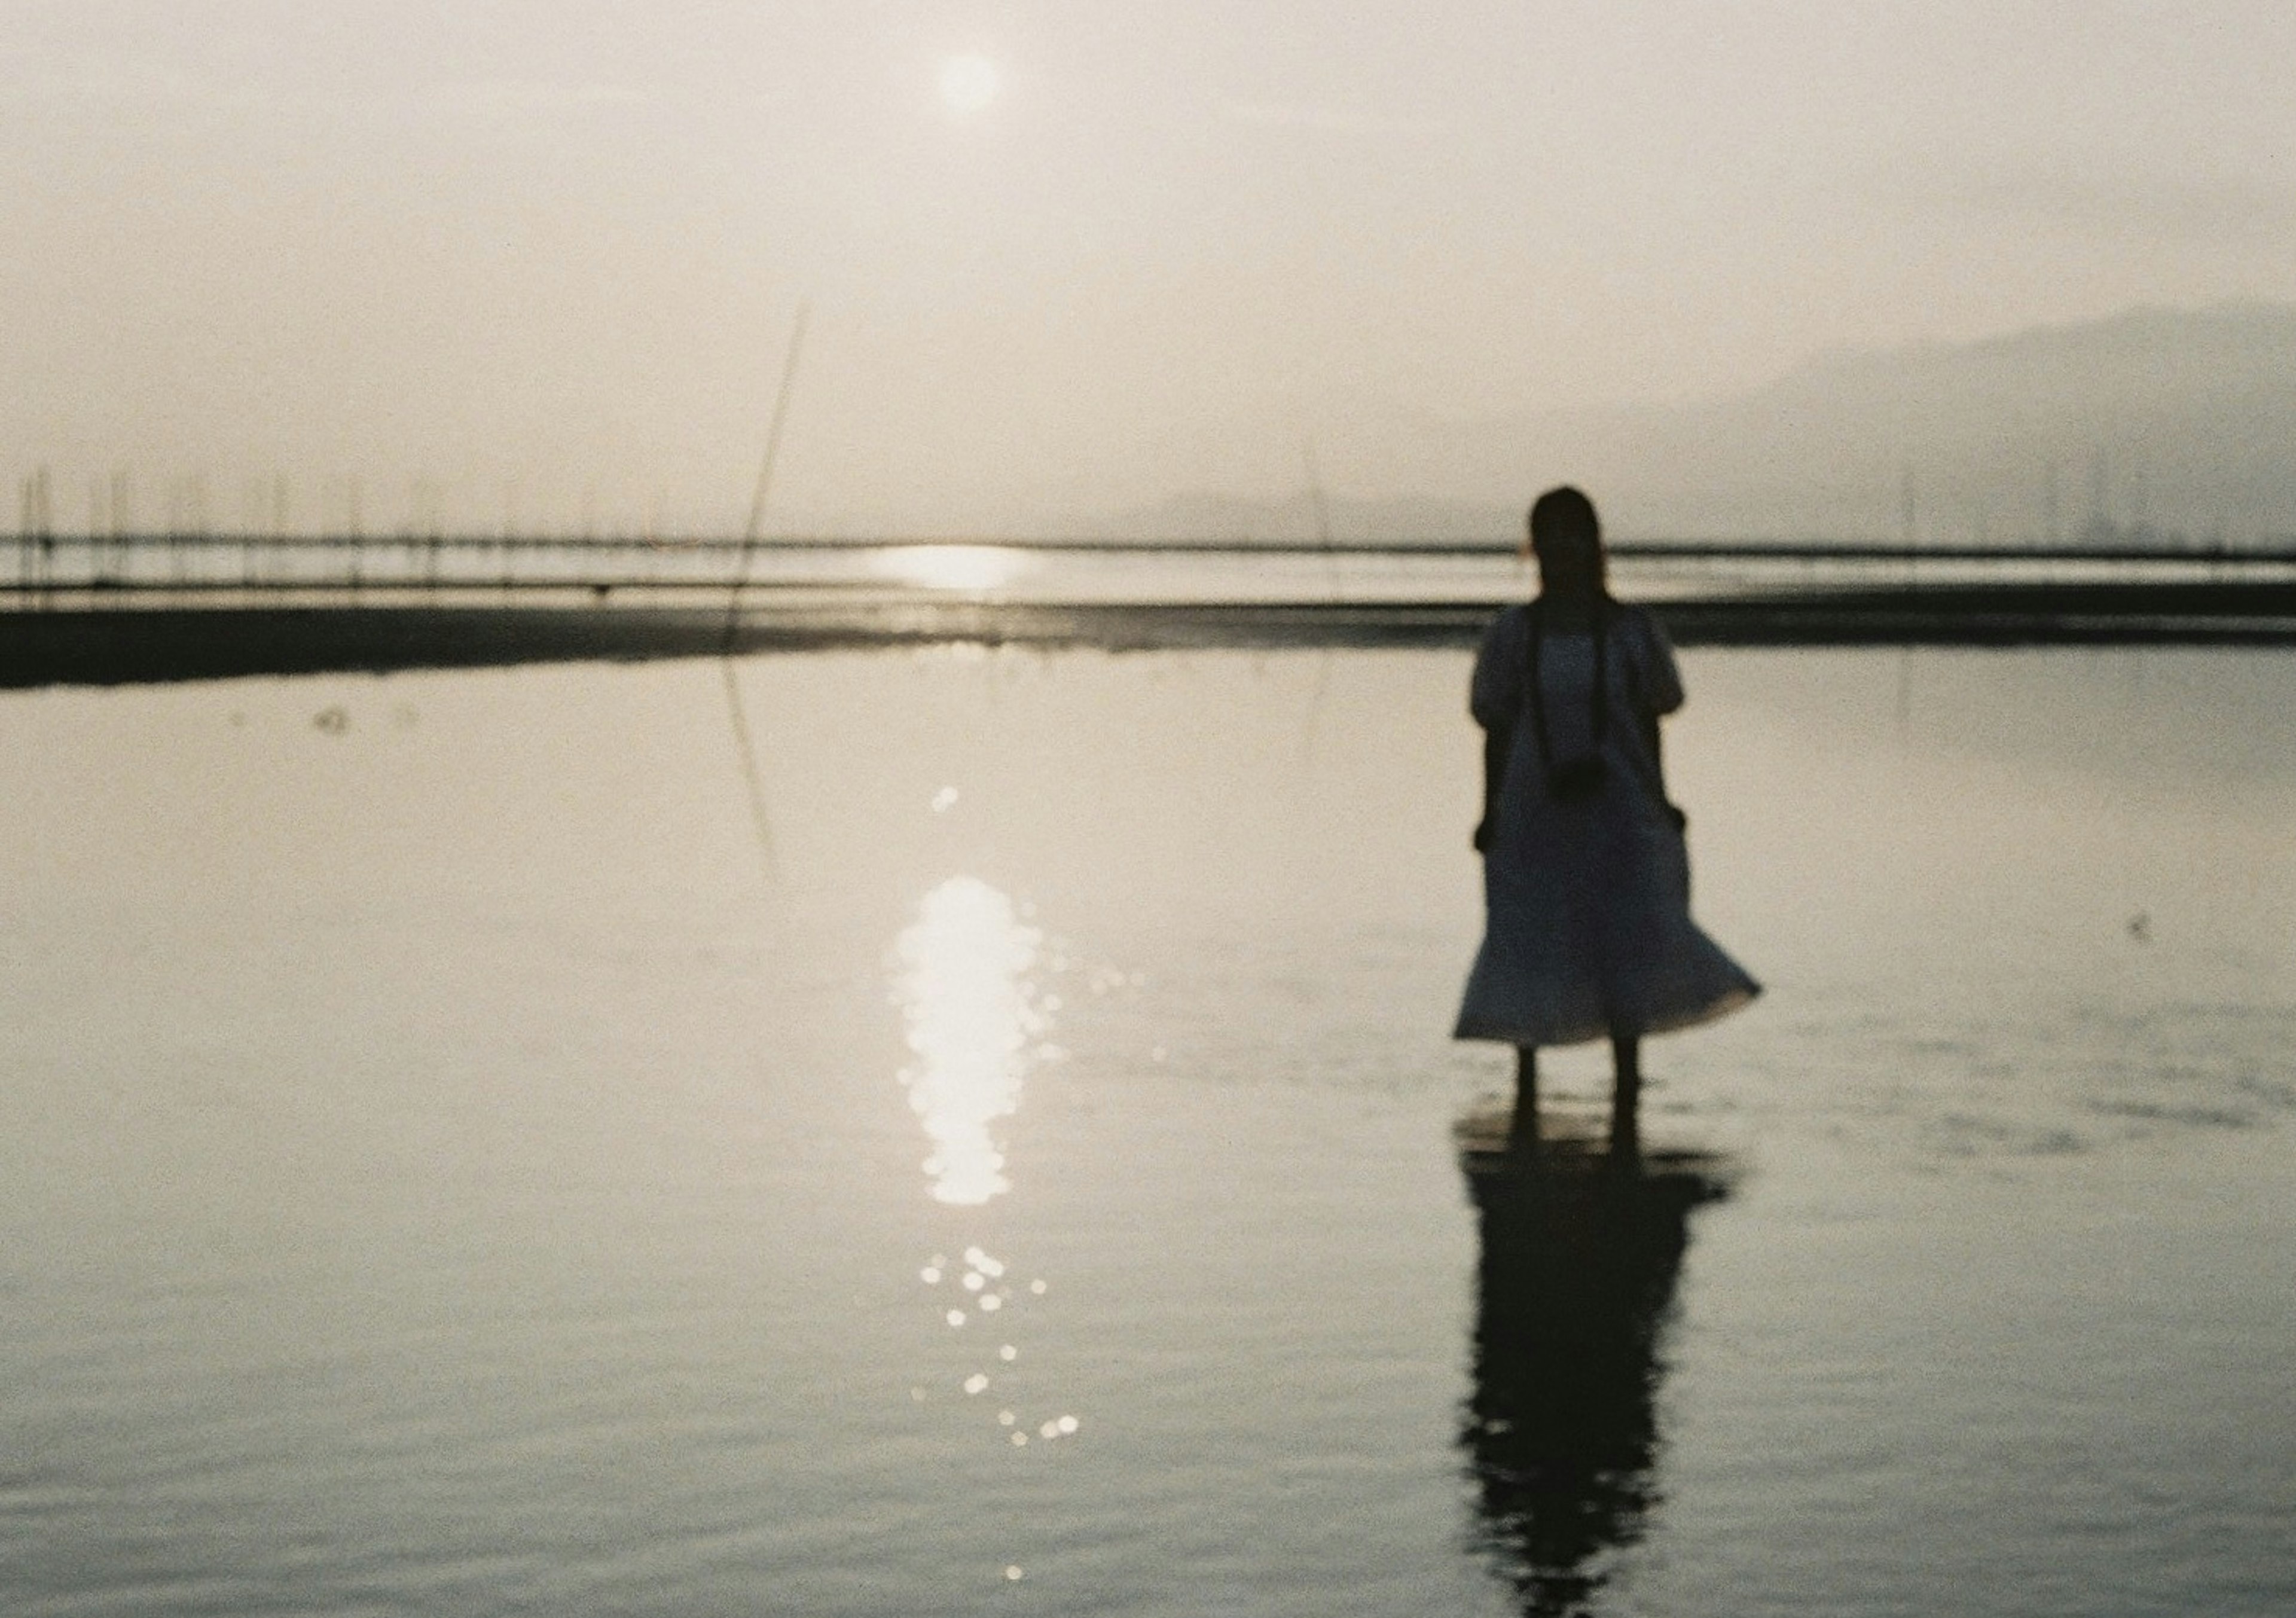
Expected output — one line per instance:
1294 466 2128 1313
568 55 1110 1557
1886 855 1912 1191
1 646 2290 1616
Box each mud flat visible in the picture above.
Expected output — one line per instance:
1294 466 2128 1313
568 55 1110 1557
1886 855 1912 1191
4 579 2295 687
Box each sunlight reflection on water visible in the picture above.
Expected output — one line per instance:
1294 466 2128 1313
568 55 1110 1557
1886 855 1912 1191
895 875 1045 1206
873 544 1034 593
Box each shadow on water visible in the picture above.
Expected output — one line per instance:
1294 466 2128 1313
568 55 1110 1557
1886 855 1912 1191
1455 1110 1734 1616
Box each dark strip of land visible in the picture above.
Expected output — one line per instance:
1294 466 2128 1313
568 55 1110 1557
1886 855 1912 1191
22 533 2296 561
4 581 2295 689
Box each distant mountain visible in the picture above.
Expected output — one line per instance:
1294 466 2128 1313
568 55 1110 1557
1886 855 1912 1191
1103 303 2296 546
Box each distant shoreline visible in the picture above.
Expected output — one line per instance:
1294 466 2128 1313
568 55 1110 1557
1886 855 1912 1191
5 582 2295 689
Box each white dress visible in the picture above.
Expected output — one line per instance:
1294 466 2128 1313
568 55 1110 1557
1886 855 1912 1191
1454 601 1759 1047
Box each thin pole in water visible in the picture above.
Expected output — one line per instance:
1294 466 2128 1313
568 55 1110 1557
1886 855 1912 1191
723 300 812 652
719 300 813 883
1897 463 1916 738
1298 435 1339 762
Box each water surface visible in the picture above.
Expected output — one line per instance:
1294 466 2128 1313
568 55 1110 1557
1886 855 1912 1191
1 646 2290 1615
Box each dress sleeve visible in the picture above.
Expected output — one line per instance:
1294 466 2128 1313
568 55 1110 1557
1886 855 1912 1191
1626 607 1686 716
1469 608 1524 729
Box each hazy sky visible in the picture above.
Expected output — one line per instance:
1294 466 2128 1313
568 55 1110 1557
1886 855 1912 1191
5 1 2292 533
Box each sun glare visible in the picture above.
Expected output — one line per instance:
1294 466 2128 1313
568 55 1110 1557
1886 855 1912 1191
938 53 1001 115
875 544 1029 593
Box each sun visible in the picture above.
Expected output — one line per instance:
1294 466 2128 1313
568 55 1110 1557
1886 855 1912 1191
938 53 1001 116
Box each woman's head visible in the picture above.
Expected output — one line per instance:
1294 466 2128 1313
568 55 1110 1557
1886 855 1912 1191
1526 486 1604 596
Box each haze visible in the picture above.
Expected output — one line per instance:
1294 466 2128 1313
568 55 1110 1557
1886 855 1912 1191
5 1 2292 536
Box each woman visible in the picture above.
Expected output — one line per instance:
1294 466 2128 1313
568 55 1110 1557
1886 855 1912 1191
1456 487 1758 1156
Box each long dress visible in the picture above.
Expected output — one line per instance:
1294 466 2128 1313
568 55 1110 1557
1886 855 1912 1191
1454 600 1759 1047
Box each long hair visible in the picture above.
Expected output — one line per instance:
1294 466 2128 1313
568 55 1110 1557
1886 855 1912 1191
1528 486 1606 593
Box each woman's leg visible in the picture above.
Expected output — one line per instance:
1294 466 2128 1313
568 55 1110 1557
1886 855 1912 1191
1608 1033 1641 1159
1510 1045 1539 1149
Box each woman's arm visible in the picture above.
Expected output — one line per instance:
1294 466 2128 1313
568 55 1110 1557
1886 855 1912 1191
1467 606 1524 854
1475 721 1512 853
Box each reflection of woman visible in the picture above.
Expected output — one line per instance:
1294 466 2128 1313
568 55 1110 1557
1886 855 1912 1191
1460 1132 1728 1614
1456 487 1758 1154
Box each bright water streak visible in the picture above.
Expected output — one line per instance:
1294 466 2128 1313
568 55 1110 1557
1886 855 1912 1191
897 875 1043 1205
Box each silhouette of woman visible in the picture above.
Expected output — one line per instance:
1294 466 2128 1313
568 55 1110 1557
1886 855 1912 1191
1455 487 1758 1155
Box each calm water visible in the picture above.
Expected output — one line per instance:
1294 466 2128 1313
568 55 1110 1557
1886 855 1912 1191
1 645 2290 1616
